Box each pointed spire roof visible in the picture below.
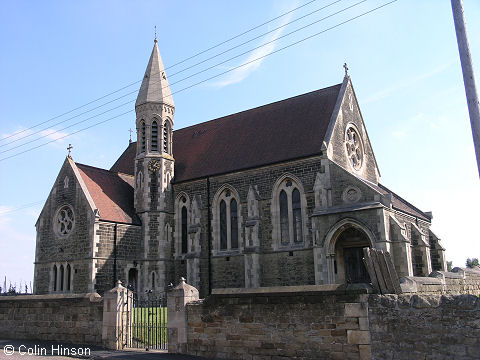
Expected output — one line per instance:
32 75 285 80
135 39 174 108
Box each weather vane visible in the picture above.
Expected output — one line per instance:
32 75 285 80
154 26 157 42
129 128 133 144
343 62 349 77
67 144 73 158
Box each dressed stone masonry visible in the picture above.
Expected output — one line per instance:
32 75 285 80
34 39 447 298
167 274 480 360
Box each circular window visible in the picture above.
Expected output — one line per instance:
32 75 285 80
54 205 75 236
345 125 364 171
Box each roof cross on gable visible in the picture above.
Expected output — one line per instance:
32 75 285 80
67 144 73 158
343 63 349 76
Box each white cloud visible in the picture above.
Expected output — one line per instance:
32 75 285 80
39 128 69 142
0 127 69 151
362 60 455 105
214 2 298 87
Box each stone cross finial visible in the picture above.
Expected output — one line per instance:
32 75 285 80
67 144 73 158
128 128 133 144
343 63 349 77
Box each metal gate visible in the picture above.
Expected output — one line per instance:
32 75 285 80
126 293 168 350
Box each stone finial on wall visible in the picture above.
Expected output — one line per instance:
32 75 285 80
167 278 200 354
102 281 132 350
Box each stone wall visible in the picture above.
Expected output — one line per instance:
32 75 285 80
369 294 480 360
0 293 103 346
0 284 131 350
168 276 480 360
400 267 480 296
169 284 373 360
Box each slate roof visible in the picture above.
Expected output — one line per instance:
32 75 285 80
110 84 342 181
110 142 136 175
76 163 140 225
375 183 431 222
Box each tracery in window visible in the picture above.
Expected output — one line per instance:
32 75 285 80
151 120 158 151
175 194 190 256
54 205 75 236
273 176 306 248
345 124 364 171
214 186 241 252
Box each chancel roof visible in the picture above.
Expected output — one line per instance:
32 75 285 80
76 163 140 225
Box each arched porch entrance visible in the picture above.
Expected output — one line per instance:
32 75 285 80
335 227 370 284
324 220 373 284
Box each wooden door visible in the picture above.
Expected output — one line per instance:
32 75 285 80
344 247 370 284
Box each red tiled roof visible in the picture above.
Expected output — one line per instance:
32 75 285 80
76 163 140 225
109 84 342 181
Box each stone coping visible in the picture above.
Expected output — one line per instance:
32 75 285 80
211 283 373 296
0 292 102 302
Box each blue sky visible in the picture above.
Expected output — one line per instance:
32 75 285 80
0 0 479 291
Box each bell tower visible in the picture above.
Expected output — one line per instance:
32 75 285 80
134 38 175 294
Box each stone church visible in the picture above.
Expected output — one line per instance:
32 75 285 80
33 39 447 297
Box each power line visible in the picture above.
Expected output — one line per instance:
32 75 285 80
0 201 45 215
0 0 398 163
0 0 344 150
1 0 362 153
0 0 323 143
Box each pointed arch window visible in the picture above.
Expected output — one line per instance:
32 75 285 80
215 187 241 252
59 265 64 291
151 272 156 289
151 120 158 151
163 121 171 154
66 264 71 291
230 199 238 249
140 122 146 153
181 206 188 254
220 200 227 250
280 190 289 245
273 177 306 248
292 189 302 243
53 265 57 292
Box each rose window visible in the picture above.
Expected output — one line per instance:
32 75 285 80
345 125 363 171
55 205 75 236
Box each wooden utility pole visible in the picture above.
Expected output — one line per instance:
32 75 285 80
451 0 480 177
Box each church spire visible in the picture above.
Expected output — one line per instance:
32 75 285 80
135 39 174 108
